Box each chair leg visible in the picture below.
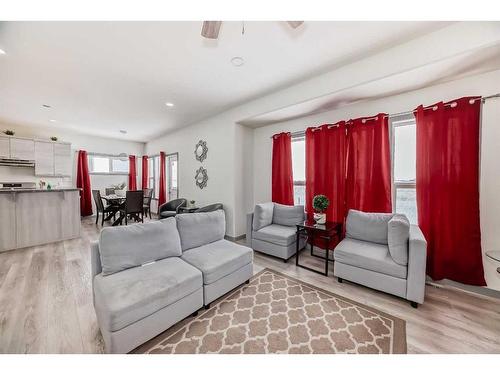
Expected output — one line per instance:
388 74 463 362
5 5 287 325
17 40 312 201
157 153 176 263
95 212 99 225
101 212 105 226
245 280 250 284
410 301 418 309
337 277 343 283
191 311 198 317
149 209 151 219
204 303 211 310
125 216 128 225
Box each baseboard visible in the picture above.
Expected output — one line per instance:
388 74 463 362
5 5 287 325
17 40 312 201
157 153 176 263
426 278 500 300
225 234 246 242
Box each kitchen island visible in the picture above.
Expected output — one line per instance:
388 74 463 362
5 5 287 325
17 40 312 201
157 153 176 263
0 188 81 252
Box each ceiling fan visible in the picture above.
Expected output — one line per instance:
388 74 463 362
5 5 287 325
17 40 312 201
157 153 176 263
201 21 304 40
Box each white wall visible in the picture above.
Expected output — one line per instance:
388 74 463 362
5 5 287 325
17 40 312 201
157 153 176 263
0 123 145 213
251 69 500 290
145 116 238 236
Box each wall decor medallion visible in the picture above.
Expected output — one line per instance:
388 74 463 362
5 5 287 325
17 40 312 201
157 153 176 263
195 167 208 189
194 140 208 162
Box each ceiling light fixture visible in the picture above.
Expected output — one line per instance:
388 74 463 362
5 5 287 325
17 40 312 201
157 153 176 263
165 102 175 107
231 56 244 67
0 48 6 55
119 129 127 134
49 119 57 123
42 104 52 108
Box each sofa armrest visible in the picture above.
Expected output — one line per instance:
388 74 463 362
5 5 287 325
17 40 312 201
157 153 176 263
406 225 427 304
90 241 102 282
246 212 254 247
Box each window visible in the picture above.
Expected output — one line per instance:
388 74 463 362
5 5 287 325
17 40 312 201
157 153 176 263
88 154 129 175
147 153 179 200
391 116 418 224
291 136 305 205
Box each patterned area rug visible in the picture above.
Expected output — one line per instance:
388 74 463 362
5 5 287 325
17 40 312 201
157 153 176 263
138 269 406 354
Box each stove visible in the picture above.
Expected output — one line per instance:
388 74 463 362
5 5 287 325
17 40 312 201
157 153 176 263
0 182 37 191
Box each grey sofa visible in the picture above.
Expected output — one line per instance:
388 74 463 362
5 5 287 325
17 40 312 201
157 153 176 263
91 210 253 353
246 202 307 262
333 209 427 308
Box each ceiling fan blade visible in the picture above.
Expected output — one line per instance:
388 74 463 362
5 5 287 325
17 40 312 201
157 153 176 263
287 21 304 29
201 21 222 39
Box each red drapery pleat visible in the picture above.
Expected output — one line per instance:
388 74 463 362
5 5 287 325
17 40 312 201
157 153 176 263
305 122 347 224
346 114 392 213
76 150 92 216
272 132 294 205
128 155 137 190
415 97 485 285
141 155 148 190
158 151 167 207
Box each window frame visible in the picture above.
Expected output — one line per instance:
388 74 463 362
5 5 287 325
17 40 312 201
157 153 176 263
147 152 179 201
291 135 306 206
390 115 417 219
88 153 129 175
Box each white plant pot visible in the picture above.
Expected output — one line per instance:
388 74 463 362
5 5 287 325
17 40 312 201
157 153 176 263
313 213 326 224
115 189 126 197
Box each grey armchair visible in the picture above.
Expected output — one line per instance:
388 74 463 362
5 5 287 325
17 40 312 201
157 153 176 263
246 202 307 262
333 209 427 308
158 198 187 219
195 203 223 213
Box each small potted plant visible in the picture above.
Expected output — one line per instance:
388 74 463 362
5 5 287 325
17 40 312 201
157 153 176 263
112 182 127 197
3 130 14 136
189 200 196 208
312 194 330 224
50 136 58 141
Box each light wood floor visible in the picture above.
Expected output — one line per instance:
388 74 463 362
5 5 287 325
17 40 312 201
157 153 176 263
1 217 499 354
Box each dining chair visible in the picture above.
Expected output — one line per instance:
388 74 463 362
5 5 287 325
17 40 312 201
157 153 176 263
105 188 115 196
120 190 144 225
143 188 153 219
92 190 117 226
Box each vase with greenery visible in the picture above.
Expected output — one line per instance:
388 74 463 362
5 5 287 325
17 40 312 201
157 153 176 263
50 136 58 141
189 200 196 208
3 130 14 136
312 194 330 224
112 182 127 197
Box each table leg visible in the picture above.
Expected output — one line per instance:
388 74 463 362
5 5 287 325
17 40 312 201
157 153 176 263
324 237 329 276
295 229 300 266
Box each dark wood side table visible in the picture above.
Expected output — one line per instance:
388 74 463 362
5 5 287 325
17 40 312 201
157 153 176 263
295 220 342 276
179 206 199 213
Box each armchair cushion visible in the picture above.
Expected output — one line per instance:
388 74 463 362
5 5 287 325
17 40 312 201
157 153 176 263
98 218 181 276
252 202 274 231
334 238 407 279
253 224 297 247
346 209 393 245
272 203 305 227
176 210 226 251
159 210 176 219
388 214 410 266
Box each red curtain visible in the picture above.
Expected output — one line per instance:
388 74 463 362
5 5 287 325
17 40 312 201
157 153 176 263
141 155 148 190
128 155 137 190
415 97 485 285
158 151 167 207
272 132 294 205
305 122 347 224
76 150 92 216
346 114 392 213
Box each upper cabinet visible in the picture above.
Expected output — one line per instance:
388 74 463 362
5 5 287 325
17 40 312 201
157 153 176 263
34 141 55 176
0 137 10 158
10 138 35 160
53 143 72 177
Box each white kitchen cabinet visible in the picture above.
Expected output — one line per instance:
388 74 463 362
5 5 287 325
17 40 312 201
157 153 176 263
35 141 55 176
10 138 35 160
0 193 17 252
54 143 72 176
0 136 10 158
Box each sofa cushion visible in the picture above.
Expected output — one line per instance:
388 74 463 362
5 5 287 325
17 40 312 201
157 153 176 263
181 240 253 284
99 218 182 276
176 210 226 251
334 238 407 279
252 224 298 247
252 202 274 231
346 209 393 245
272 203 305 227
388 214 410 266
160 210 176 219
93 257 202 332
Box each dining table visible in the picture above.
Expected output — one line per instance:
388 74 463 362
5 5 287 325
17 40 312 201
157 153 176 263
101 194 127 226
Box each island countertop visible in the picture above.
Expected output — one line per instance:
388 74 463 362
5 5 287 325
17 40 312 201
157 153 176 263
0 188 81 193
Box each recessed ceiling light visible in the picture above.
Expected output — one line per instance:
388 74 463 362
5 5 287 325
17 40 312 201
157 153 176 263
49 119 57 123
42 104 52 108
119 129 127 134
231 56 244 67
0 48 6 55
165 102 175 107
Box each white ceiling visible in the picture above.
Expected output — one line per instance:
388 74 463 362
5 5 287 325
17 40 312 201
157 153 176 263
0 21 451 142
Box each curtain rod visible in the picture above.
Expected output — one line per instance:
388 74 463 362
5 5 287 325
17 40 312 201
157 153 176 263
271 93 500 139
